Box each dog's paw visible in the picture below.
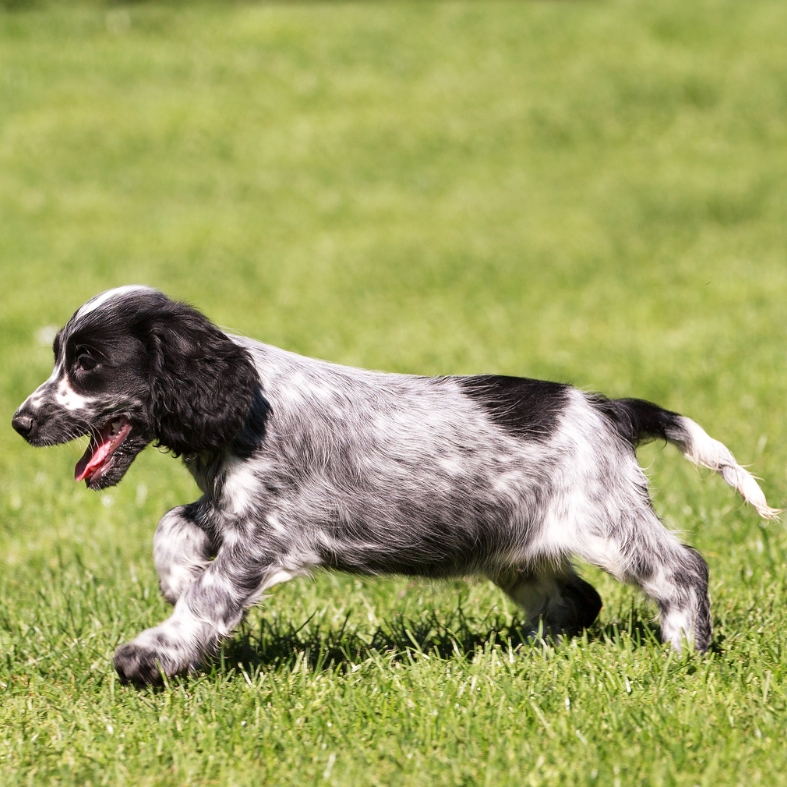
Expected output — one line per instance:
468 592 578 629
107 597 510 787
114 640 177 687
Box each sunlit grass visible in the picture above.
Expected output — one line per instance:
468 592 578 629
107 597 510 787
0 0 786 784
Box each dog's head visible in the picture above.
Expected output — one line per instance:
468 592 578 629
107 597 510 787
12 286 259 490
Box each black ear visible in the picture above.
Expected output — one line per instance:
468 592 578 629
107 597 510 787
140 300 259 456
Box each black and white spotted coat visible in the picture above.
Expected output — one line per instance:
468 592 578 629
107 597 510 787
12 287 779 685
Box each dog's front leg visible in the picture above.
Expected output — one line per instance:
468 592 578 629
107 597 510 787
153 505 215 605
114 543 281 686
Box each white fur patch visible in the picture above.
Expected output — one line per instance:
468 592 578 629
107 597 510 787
222 458 265 516
54 379 95 412
658 607 694 652
263 568 301 590
266 513 288 536
76 285 155 320
679 418 780 520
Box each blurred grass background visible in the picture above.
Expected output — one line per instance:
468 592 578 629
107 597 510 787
0 1 786 784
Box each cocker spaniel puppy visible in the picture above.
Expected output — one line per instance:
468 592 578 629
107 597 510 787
12 286 779 685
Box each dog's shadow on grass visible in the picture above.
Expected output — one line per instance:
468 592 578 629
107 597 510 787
215 606 666 677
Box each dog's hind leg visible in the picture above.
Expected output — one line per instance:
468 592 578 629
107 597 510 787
648 545 711 653
578 510 712 653
490 563 603 639
153 505 214 605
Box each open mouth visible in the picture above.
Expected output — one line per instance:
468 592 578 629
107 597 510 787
74 416 134 484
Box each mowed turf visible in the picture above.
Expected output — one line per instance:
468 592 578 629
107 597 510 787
1 0 786 784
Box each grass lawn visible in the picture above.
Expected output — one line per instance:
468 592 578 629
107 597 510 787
1 0 786 783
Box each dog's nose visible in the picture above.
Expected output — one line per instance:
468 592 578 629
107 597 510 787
12 412 34 438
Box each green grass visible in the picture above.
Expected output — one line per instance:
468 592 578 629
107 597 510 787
1 0 786 784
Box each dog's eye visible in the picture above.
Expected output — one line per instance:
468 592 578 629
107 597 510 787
75 352 98 372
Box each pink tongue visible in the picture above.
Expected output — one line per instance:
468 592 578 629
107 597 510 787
75 434 114 482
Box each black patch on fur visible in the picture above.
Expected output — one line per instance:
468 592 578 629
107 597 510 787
552 575 603 635
681 546 712 652
590 396 685 447
233 387 270 461
457 375 570 442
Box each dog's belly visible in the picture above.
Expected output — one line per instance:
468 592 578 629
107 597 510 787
312 525 516 579
265 479 544 579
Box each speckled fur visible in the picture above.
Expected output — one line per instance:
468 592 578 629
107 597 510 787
12 288 778 685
